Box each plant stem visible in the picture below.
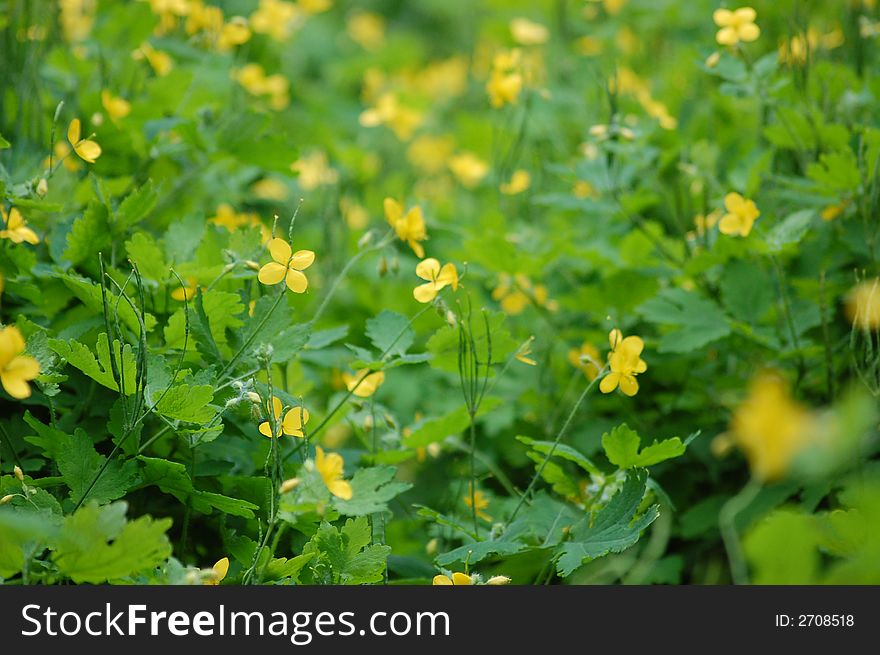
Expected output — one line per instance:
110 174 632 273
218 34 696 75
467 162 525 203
719 479 762 585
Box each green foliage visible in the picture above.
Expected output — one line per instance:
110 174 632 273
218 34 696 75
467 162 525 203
300 518 391 584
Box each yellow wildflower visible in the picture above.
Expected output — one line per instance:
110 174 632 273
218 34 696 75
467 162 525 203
464 485 492 521
250 0 302 41
67 119 101 163
218 17 252 51
257 237 315 293
432 572 472 585
259 396 309 438
0 207 39 245
0 326 40 399
251 178 289 201
821 200 849 222
413 258 459 303
718 192 759 237
510 18 549 46
406 135 456 175
315 446 353 500
291 151 338 191
729 372 812 481
500 170 531 195
342 369 385 398
134 42 174 76
359 92 423 141
384 198 428 258
568 342 601 380
171 277 198 301
205 557 229 585
846 278 880 330
101 91 131 123
713 7 760 46
486 49 523 108
346 11 385 50
599 328 647 397
448 152 489 188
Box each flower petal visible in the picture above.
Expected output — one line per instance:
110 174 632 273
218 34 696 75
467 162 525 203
268 237 292 264
738 23 760 42
724 192 745 213
734 7 757 23
599 372 620 394
415 257 441 282
328 479 353 500
258 421 276 438
437 263 459 290
619 375 639 397
716 26 738 46
290 249 315 270
75 139 102 163
383 197 401 224
258 262 287 285
451 572 472 585
718 213 742 236
432 575 453 586
285 268 309 293
67 118 81 145
413 282 437 303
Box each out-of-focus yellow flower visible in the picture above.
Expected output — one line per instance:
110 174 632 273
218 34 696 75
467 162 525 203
433 572 472 585
251 178 289 201
0 325 40 400
718 192 759 237
1 207 39 245
714 7 760 46
259 396 309 438
133 42 174 76
315 446 353 500
728 372 812 481
464 485 492 521
821 200 849 222
492 273 555 315
599 328 647 397
46 141 81 173
448 152 489 188
406 135 456 176
342 369 385 398
486 49 523 108
204 557 229 585
346 10 385 50
298 0 332 14
101 90 131 123
359 92 423 141
339 197 369 230
413 258 459 303
59 0 96 42
500 170 531 195
575 35 603 56
573 180 596 198
67 119 101 163
409 58 469 100
510 18 549 46
568 342 601 380
171 277 198 301
217 16 252 51
258 237 315 293
847 278 880 330
384 198 427 258
291 151 338 191
250 0 302 41
779 27 844 65
232 63 289 110
209 203 268 239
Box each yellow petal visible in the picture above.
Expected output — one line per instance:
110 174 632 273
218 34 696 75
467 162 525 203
74 140 102 163
724 192 745 213
718 213 743 236
0 326 25 365
17 226 39 245
413 282 438 303
608 328 623 349
713 9 733 26
285 268 309 293
436 263 458 290
67 118 81 145
415 257 441 281
599 372 620 394
619 375 639 397
738 23 760 42
328 479 353 500
290 249 315 270
282 407 309 435
270 395 283 418
409 240 425 259
258 421 276 438
433 575 453 585
212 557 230 581
618 335 644 359
451 572 472 585
258 261 287 285
734 7 757 24
716 26 738 46
383 197 401 224
268 237 293 264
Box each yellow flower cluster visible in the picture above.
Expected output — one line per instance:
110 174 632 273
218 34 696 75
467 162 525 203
232 64 290 110
492 273 557 315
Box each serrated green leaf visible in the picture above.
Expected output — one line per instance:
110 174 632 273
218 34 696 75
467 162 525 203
302 517 391 584
436 540 526 566
115 181 157 231
637 288 730 353
59 273 156 333
601 424 686 469
517 436 601 476
125 231 167 282
404 397 502 448
57 429 140 504
49 332 138 394
366 310 413 357
65 200 111 265
153 383 215 423
334 466 412 516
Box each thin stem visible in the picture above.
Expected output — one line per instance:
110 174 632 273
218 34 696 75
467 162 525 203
719 479 762 585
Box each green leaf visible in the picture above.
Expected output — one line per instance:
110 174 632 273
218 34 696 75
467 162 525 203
0 510 57 578
601 424 687 469
302 517 391 585
234 295 310 363
426 310 518 374
766 210 815 253
49 333 138 394
365 310 413 357
64 200 111 265
153 383 215 423
59 273 156 333
136 456 259 518
53 502 172 584
404 397 502 448
744 509 819 584
436 540 526 566
125 232 167 282
556 469 659 576
115 181 158 231
334 466 412 516
165 289 244 356
57 429 140 504
637 288 730 353
516 436 601 476
719 260 774 323
0 133 9 148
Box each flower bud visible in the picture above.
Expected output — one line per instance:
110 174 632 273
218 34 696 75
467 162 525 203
0 494 13 505
244 260 260 271
13 465 24 481
357 230 374 249
425 538 439 555
280 478 301 494
36 178 48 196
486 575 511 585
246 392 262 404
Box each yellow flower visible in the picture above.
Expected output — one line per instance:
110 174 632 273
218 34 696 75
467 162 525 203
492 273 554 315
359 92 423 141
342 369 385 398
599 328 647 397
233 63 290 110
290 151 338 191
101 90 131 123
713 7 760 46
464 485 492 521
486 49 524 108
134 42 174 76
406 135 456 175
432 572 472 585
259 396 309 438
821 200 849 222
209 203 269 239
510 18 549 46
0 326 40 400
568 342 601 380
171 277 198 301
384 198 428 258
729 372 812 482
500 170 531 195
346 11 385 50
315 446 353 500
846 278 880 329
250 0 302 41
257 237 315 293
692 209 721 237
205 557 229 585
0 207 39 245
515 339 538 366
251 178 289 201
413 258 459 303
718 192 759 237
218 17 252 51
448 152 489 188
67 119 101 163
